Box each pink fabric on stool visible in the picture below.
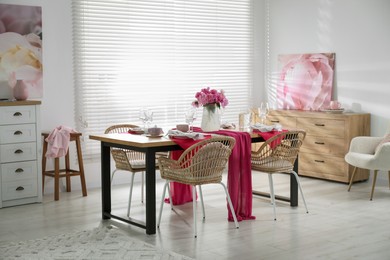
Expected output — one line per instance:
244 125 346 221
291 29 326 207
45 126 77 158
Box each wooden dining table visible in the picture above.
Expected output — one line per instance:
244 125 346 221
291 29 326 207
89 130 299 235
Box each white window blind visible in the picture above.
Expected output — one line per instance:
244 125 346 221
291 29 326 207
72 0 253 158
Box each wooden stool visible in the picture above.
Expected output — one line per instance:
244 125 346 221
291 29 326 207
42 132 87 200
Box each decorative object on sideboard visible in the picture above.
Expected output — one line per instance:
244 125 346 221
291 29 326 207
12 80 29 100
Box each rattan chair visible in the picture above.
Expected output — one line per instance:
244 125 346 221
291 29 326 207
105 124 154 217
251 130 308 220
157 136 239 238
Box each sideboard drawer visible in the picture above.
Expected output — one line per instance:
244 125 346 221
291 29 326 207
1 180 38 201
0 124 36 144
299 152 347 178
301 136 345 157
1 161 37 182
0 142 37 163
297 118 345 138
0 106 36 125
267 115 297 129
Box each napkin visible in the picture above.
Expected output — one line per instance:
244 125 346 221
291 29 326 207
251 123 282 132
128 127 145 134
220 122 236 129
167 129 204 140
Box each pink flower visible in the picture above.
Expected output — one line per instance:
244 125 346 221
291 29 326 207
192 87 229 109
277 53 334 110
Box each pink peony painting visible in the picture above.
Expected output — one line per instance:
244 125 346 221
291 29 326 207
277 53 335 111
0 4 42 99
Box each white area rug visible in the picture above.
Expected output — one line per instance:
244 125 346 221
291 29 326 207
0 226 193 260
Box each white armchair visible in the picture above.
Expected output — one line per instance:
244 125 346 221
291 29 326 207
345 132 390 200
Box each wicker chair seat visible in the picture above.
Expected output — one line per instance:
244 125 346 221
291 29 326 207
251 157 293 173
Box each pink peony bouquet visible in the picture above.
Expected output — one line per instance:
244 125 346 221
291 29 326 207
192 87 229 110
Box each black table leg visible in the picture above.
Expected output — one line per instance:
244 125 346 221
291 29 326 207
101 143 111 219
145 150 156 235
290 158 299 207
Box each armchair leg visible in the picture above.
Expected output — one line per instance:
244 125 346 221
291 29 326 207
291 171 309 214
141 172 144 203
158 180 169 228
192 185 197 238
388 171 390 189
370 170 378 201
220 182 239 229
348 167 358 192
127 173 136 217
268 174 276 221
110 169 118 184
167 182 173 210
198 185 205 220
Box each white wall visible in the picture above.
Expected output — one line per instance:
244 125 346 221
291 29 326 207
2 0 389 190
267 0 390 137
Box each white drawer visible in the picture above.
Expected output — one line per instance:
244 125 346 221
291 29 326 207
1 179 38 201
1 161 37 182
0 124 36 144
0 142 37 163
0 106 36 125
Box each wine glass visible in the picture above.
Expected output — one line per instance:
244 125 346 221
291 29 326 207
139 108 153 131
185 107 197 132
258 102 269 124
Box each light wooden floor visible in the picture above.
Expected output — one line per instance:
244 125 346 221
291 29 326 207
1 172 390 260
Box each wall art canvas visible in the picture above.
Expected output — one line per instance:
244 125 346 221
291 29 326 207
277 53 335 111
0 4 42 99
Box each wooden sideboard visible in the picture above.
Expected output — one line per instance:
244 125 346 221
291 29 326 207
264 109 370 183
0 100 42 208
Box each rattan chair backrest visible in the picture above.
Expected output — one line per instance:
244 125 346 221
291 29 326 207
251 130 306 173
104 124 146 172
158 135 236 185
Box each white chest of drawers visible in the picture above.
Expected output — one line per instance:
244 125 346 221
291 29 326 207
0 101 42 208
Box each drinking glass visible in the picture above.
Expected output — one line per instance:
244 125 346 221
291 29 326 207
185 107 197 132
139 108 153 130
258 102 269 124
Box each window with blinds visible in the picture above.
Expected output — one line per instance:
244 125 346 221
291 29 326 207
72 0 253 158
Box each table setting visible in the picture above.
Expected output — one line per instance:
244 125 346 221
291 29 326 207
122 92 288 223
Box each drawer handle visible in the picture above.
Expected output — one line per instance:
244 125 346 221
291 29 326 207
16 186 25 191
315 123 325 127
13 112 23 117
314 142 325 145
315 160 325 163
14 130 23 135
15 168 24 173
270 120 280 123
14 149 24 154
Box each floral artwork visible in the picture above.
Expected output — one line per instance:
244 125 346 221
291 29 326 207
277 53 335 111
0 4 42 99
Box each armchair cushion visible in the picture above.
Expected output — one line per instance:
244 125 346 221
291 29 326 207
348 136 382 155
375 133 390 154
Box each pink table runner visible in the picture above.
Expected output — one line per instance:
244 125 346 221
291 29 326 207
168 127 255 222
